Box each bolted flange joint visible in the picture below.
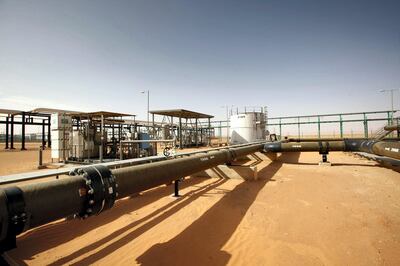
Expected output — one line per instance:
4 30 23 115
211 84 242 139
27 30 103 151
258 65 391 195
73 165 118 219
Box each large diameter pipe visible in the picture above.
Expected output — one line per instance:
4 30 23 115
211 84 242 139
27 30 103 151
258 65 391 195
356 140 400 160
285 137 400 142
384 125 400 131
0 143 264 252
264 140 400 160
0 177 86 229
115 149 233 198
264 141 345 153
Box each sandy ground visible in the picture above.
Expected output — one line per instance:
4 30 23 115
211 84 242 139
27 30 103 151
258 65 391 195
2 151 400 265
0 143 52 176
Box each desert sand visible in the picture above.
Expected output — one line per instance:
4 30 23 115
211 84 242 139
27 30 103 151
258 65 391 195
1 150 400 265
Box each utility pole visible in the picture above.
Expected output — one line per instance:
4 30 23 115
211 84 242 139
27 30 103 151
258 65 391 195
380 89 399 123
141 90 150 128
220 105 232 144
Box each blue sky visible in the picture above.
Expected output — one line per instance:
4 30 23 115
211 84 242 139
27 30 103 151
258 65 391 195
0 0 399 123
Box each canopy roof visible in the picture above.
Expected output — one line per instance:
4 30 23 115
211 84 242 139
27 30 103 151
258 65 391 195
150 109 213 119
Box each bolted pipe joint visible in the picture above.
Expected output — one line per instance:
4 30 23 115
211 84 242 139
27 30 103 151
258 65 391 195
74 165 118 219
0 187 27 252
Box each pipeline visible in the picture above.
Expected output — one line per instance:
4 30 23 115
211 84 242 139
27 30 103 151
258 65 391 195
264 139 400 160
0 142 265 252
384 124 400 131
284 137 400 143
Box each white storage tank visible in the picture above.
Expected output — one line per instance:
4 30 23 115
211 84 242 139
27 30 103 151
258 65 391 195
229 112 266 144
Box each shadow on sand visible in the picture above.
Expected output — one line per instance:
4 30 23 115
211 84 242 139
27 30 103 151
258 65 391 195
10 176 207 265
135 152 299 266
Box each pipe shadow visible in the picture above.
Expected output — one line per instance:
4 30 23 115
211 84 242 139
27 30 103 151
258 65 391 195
276 152 301 164
331 163 380 167
9 176 206 264
52 178 229 266
280 162 379 167
136 153 295 266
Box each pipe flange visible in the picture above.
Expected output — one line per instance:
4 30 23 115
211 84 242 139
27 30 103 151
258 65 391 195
74 165 118 219
0 187 26 252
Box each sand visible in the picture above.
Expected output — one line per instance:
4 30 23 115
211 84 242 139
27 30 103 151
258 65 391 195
2 151 400 265
0 143 51 176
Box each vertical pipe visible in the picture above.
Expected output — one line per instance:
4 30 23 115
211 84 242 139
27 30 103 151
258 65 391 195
120 141 123 160
38 146 43 167
10 115 15 149
391 89 394 122
219 121 222 143
297 117 300 139
339 114 343 138
174 180 180 197
363 113 368 138
47 117 51 148
147 90 150 127
208 117 211 146
195 118 198 147
118 124 122 142
226 106 230 144
100 114 104 162
87 116 90 161
21 112 26 150
42 119 46 149
152 113 155 137
317 116 321 139
179 117 182 149
5 116 9 149
279 118 282 141
185 118 188 147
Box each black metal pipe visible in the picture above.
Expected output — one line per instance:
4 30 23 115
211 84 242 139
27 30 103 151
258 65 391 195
384 125 400 131
47 117 51 148
21 112 26 151
0 143 264 252
285 137 400 142
10 115 15 149
42 120 46 148
264 140 400 160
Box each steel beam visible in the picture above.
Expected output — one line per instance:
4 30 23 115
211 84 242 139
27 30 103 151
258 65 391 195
5 117 9 149
10 115 14 149
21 112 26 150
47 117 51 148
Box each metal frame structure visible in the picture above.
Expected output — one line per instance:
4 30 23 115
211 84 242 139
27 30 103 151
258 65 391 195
0 109 52 150
150 109 214 149
267 110 398 140
67 111 136 162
